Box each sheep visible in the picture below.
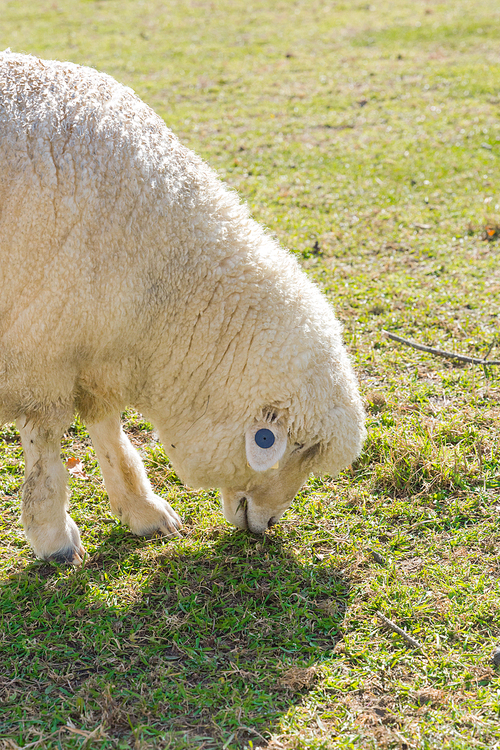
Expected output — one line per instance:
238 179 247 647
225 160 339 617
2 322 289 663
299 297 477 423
0 51 366 563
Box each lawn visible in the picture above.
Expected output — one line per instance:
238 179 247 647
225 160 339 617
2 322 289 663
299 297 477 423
0 0 499 748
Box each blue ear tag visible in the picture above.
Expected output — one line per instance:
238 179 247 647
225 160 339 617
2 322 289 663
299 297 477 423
255 428 275 449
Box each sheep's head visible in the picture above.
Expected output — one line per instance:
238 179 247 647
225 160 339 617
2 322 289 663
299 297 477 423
161 393 364 535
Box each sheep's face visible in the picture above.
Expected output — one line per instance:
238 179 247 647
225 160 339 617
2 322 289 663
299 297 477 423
160 408 348 535
220 417 322 534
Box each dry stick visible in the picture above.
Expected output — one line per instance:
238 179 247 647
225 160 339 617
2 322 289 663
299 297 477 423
383 331 500 366
10 725 105 750
483 338 497 361
376 610 423 650
238 725 268 743
482 337 498 377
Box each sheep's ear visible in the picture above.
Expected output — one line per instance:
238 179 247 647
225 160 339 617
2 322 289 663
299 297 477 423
245 421 287 472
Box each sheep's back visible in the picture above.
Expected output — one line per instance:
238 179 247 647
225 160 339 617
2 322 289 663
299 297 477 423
0 53 229 363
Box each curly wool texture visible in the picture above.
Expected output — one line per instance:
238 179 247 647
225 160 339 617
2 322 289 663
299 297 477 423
0 52 365 510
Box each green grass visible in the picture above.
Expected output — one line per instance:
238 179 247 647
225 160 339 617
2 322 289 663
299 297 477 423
1 0 500 747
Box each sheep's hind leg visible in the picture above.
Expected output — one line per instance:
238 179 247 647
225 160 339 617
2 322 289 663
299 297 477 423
87 414 182 538
17 415 85 564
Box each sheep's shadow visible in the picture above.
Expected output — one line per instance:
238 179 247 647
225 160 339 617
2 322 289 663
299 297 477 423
0 527 350 748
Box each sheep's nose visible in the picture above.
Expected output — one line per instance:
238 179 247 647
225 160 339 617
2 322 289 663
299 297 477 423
267 516 276 528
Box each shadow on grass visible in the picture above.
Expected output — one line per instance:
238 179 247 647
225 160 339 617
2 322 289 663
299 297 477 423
0 528 350 749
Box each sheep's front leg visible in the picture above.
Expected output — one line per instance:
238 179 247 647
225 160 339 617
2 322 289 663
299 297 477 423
87 414 182 537
17 415 85 564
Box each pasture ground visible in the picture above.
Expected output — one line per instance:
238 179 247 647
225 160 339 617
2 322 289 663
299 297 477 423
0 0 499 748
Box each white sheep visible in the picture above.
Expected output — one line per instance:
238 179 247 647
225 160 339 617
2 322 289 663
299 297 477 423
0 51 366 563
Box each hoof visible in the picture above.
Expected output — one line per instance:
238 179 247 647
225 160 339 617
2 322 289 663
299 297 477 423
143 525 182 540
25 514 84 565
123 494 183 539
47 544 86 565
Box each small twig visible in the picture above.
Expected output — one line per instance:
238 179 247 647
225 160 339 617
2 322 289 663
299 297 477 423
67 724 105 749
4 730 60 750
238 725 268 743
5 725 105 750
483 338 497 361
483 338 497 379
376 610 423 650
384 331 500 366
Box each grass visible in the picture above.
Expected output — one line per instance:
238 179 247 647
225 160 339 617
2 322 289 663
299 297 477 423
0 0 500 747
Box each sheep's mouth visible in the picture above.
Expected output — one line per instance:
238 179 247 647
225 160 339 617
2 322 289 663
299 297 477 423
228 492 276 534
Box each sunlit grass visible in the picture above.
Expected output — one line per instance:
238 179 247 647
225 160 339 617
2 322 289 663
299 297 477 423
0 0 499 748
